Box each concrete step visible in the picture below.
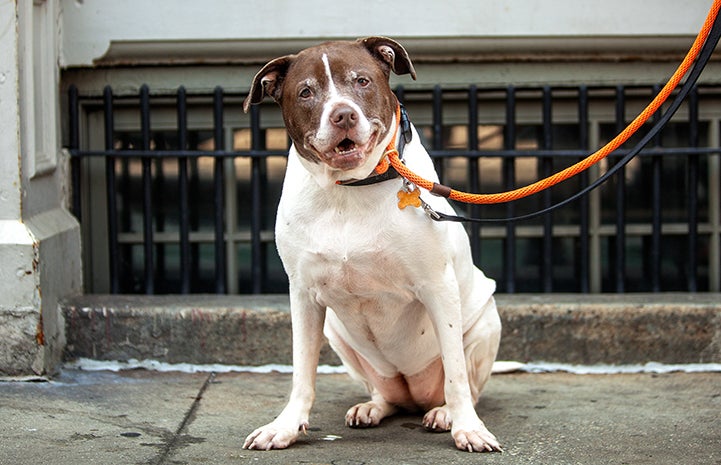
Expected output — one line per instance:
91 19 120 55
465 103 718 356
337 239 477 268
61 293 721 366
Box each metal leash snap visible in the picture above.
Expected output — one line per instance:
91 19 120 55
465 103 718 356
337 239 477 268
421 200 442 221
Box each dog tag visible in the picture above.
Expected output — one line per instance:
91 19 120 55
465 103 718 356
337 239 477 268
397 185 422 209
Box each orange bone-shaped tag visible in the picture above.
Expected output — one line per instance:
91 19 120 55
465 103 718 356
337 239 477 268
397 186 422 209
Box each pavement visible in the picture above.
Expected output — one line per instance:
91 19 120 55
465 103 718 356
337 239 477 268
1 292 719 464
1 368 720 465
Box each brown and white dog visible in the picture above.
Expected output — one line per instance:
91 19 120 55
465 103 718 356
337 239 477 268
242 37 502 453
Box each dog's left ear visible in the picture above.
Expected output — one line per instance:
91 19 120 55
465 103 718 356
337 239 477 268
359 36 417 80
243 55 294 113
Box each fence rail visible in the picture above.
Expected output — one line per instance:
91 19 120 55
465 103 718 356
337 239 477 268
66 83 721 295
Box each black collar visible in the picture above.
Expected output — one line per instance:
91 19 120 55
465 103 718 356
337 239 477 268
337 104 412 187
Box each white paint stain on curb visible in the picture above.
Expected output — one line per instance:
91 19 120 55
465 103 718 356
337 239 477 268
64 358 721 375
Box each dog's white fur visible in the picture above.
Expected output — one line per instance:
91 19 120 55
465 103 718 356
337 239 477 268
243 38 502 453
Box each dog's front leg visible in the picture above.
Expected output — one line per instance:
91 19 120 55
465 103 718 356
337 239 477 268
243 290 326 450
419 267 501 453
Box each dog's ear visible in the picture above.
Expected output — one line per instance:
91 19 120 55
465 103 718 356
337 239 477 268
359 36 417 80
243 55 294 113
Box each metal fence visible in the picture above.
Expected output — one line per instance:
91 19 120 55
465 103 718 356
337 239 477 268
66 83 721 295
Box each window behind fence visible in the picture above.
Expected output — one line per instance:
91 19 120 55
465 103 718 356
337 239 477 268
66 84 721 294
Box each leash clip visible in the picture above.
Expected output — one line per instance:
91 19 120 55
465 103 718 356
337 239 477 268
421 199 442 221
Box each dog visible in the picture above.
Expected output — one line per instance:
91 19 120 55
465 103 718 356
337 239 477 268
241 36 502 453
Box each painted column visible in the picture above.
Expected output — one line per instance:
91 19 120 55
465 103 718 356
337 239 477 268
0 0 81 376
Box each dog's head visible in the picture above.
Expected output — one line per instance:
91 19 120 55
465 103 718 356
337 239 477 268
244 37 416 183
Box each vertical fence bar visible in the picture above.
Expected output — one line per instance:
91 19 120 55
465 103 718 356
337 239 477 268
432 85 444 180
250 104 264 294
103 86 120 294
650 84 663 292
467 86 481 264
177 86 191 294
541 86 553 292
213 86 226 294
140 85 155 295
504 86 517 293
68 85 82 222
687 87 699 292
614 85 626 292
578 86 590 293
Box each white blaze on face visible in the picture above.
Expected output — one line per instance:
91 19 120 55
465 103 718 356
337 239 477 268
313 53 373 149
322 53 340 99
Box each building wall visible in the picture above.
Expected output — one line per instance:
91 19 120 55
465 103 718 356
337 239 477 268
61 0 712 67
60 0 721 95
0 0 81 377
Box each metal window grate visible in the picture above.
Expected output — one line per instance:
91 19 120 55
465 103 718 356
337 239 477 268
66 84 721 294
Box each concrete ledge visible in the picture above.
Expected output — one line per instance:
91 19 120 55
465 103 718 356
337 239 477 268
498 294 721 364
62 294 721 366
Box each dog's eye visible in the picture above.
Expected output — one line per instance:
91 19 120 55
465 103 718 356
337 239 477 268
299 87 313 99
356 77 370 88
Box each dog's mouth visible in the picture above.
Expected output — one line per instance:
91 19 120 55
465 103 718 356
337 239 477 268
319 131 378 170
334 138 358 156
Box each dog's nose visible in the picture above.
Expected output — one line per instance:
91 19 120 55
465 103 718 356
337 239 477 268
330 106 357 129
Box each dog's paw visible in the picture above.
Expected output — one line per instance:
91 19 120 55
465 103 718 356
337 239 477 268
242 421 308 450
345 401 395 428
422 405 452 432
452 421 502 453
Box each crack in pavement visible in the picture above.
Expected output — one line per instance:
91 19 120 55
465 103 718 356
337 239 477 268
150 372 216 465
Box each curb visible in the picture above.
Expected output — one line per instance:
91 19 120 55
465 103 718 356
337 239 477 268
62 293 721 366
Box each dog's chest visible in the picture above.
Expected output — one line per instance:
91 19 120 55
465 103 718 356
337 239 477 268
278 197 417 305
305 222 404 299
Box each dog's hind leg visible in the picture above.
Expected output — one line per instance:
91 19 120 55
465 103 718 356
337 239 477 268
464 297 502 402
344 389 398 428
324 316 410 427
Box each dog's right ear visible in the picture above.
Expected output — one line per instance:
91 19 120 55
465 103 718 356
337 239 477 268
243 55 294 113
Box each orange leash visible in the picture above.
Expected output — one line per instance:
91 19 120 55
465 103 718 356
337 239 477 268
388 0 721 205
374 104 401 175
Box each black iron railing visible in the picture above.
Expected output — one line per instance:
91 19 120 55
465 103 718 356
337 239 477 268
66 84 721 295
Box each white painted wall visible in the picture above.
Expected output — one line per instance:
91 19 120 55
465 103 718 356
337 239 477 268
60 0 714 66
0 1 22 221
0 0 81 377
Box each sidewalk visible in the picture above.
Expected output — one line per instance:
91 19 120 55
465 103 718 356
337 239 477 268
1 368 719 464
